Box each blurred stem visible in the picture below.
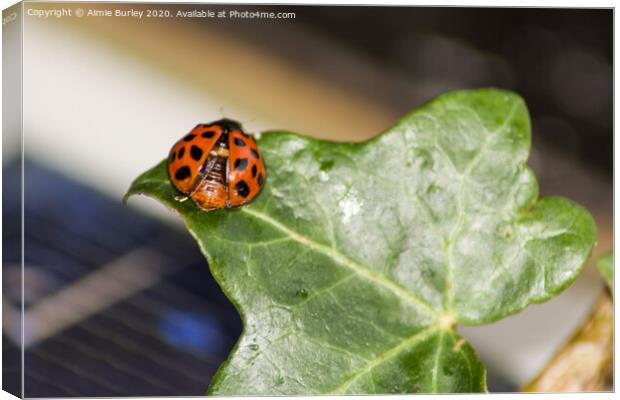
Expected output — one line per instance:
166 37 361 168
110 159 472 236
521 290 613 392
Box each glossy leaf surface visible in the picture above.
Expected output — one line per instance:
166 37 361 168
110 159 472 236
125 89 596 394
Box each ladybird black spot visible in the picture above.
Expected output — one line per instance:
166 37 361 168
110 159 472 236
236 180 250 198
250 149 260 159
178 147 185 159
190 145 203 161
251 164 257 177
234 137 246 147
175 166 191 181
202 130 216 138
183 134 196 142
257 173 264 187
234 158 248 171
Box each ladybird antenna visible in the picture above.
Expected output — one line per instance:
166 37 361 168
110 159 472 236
219 106 227 119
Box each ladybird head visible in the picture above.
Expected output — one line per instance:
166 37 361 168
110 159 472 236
212 118 242 132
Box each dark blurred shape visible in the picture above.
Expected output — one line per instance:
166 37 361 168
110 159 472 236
238 6 612 174
3 162 242 396
2 160 22 397
548 49 611 121
395 32 515 87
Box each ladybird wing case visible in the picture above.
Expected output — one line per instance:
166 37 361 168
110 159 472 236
227 129 266 207
167 124 224 194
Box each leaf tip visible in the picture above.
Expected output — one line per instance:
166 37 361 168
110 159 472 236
121 191 132 205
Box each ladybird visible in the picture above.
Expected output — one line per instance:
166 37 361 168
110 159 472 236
167 119 266 211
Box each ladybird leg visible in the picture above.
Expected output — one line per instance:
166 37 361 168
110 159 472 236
188 156 218 196
174 195 189 202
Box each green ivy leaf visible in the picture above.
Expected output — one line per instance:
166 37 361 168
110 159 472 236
597 252 613 290
125 89 596 394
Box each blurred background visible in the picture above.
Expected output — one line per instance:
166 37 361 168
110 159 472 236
2 2 612 396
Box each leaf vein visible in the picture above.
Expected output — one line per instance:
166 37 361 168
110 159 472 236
444 101 521 312
450 332 474 390
431 330 446 392
329 326 438 394
240 207 439 318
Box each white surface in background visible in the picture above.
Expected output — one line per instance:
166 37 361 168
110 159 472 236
19 17 607 390
21 20 275 223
